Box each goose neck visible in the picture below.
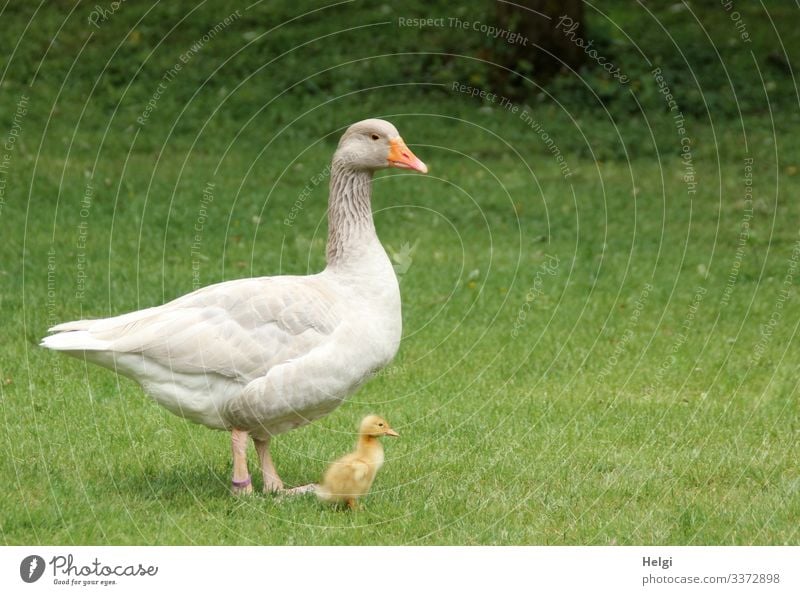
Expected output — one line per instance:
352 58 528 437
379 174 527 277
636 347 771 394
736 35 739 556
325 164 376 266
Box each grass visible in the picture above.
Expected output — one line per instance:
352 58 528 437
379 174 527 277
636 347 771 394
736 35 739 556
1 1 799 545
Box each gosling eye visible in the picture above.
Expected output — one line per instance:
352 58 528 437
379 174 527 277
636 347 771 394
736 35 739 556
378 422 384 427
371 134 380 141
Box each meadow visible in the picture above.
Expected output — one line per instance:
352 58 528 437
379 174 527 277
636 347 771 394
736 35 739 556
1 1 798 544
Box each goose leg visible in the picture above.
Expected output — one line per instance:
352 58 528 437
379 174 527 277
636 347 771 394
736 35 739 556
231 429 253 495
254 437 284 493
253 437 318 496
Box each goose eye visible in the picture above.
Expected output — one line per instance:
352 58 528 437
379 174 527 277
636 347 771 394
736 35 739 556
371 134 380 141
378 422 384 427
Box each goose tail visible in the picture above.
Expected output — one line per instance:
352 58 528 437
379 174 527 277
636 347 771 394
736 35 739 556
40 329 111 352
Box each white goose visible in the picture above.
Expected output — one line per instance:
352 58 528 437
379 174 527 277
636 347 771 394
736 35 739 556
41 119 428 495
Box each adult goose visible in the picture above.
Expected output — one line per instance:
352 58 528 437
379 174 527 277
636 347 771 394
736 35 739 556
41 119 427 495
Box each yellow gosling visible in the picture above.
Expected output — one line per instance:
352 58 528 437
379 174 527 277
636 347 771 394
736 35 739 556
317 415 399 510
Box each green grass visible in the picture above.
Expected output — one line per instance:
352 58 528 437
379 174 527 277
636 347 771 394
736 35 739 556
1 1 799 545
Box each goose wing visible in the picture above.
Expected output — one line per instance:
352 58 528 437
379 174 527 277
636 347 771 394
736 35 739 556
43 275 343 383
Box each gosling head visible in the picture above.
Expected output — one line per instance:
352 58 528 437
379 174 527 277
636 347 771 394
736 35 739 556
335 119 428 174
359 414 400 438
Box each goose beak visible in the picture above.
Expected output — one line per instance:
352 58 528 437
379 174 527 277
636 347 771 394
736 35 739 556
385 428 400 437
388 137 428 174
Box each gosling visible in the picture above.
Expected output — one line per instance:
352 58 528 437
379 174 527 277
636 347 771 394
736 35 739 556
317 415 399 510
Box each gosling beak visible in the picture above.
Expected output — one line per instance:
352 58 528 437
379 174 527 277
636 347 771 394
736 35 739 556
385 428 400 437
388 137 428 174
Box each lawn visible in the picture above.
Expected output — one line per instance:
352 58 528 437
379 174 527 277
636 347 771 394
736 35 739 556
1 1 799 545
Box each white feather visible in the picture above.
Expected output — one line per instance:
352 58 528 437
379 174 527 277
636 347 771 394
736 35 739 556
40 330 110 351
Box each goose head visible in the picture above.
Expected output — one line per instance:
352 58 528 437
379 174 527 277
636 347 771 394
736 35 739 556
335 119 428 174
360 414 400 438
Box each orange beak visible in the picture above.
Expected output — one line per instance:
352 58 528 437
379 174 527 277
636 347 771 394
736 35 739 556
385 428 400 437
388 137 428 174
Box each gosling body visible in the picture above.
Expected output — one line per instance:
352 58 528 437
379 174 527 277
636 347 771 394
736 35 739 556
318 415 398 509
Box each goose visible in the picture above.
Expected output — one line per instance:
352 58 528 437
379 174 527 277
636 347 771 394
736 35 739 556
317 414 399 510
41 119 428 495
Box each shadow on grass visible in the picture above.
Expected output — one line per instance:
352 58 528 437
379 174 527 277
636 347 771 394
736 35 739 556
111 465 321 505
110 465 231 502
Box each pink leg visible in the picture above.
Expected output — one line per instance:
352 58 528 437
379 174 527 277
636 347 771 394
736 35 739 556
231 429 253 495
253 437 317 496
254 437 283 493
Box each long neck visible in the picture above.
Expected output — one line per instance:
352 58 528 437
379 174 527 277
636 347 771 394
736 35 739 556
356 434 383 458
326 161 376 266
